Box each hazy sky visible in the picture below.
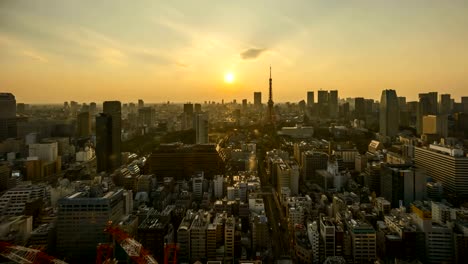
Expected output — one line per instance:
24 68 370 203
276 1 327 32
1 0 468 103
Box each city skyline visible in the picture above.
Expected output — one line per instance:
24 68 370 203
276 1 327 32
2 0 468 103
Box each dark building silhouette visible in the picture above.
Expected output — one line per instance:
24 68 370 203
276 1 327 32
77 111 91 137
439 94 451 115
380 89 399 138
0 93 17 141
301 151 328 183
146 143 223 181
307 91 314 108
254 92 262 107
138 107 155 127
103 101 122 170
354 97 366 120
182 103 194 130
96 113 113 173
329 90 338 118
317 90 329 117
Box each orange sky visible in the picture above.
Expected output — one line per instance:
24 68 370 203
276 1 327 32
1 0 468 103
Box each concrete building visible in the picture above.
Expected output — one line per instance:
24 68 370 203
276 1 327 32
278 124 314 139
138 107 155 127
320 215 336 258
251 214 269 253
56 189 124 262
193 172 204 200
190 212 209 262
225 216 235 261
0 184 47 216
380 164 426 207
414 144 468 197
147 143 223 181
422 115 448 138
28 142 58 162
207 223 217 260
347 219 376 263
411 201 453 264
302 151 328 183
0 164 13 192
138 210 171 264
177 212 194 263
307 220 320 263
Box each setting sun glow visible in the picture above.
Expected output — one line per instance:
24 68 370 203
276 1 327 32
224 72 235 84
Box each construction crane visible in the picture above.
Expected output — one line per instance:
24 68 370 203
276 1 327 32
0 241 68 264
96 223 157 264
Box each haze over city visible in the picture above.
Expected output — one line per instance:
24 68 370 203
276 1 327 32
1 0 468 103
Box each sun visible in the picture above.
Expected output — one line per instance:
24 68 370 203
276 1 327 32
224 72 235 83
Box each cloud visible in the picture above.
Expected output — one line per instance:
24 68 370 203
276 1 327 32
240 48 267 60
22 50 48 62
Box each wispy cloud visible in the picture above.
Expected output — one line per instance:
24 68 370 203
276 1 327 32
22 50 48 62
240 48 267 60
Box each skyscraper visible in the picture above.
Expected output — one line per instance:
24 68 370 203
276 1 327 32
328 90 338 118
354 97 366 120
439 94 451 115
267 67 274 125
317 90 329 117
183 103 194 130
77 111 91 137
194 112 208 144
307 91 314 108
254 92 262 107
379 89 399 137
417 92 438 134
103 101 122 170
0 93 17 141
138 107 155 127
96 113 113 173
